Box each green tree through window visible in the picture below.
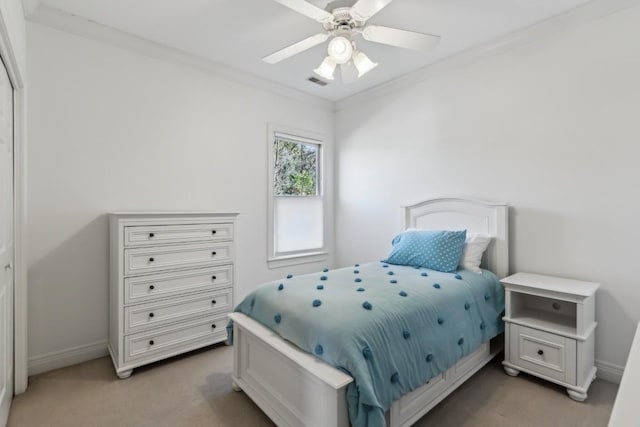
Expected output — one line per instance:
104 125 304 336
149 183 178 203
273 139 318 196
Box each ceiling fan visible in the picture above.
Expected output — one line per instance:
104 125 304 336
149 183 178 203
263 0 441 83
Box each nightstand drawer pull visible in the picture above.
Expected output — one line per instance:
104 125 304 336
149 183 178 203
149 257 154 262
212 230 217 234
149 340 154 346
212 251 217 256
149 312 154 318
537 349 544 356
211 324 217 329
149 285 155 290
212 300 217 305
211 275 217 280
149 233 155 238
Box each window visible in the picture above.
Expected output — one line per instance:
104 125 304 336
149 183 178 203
268 126 326 267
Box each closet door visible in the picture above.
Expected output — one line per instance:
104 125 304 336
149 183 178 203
0 56 14 426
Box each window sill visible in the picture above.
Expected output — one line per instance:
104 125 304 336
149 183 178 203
268 251 329 269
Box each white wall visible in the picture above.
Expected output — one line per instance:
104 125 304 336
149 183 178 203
336 5 640 372
26 22 335 369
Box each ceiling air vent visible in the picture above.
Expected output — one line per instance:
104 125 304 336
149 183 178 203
307 76 329 86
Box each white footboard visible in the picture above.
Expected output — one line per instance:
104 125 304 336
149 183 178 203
230 312 353 427
230 312 502 427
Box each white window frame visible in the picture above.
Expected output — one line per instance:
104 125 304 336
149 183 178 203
267 124 327 269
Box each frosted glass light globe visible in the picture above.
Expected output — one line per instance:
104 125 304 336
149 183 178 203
327 36 353 65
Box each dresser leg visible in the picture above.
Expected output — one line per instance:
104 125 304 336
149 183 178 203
232 380 242 392
117 369 133 379
503 366 520 377
567 389 587 402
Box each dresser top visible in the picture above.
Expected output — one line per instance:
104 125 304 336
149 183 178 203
500 272 599 297
110 212 238 217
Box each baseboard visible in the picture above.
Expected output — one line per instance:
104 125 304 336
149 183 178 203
25 341 626 385
28 340 109 376
595 359 624 384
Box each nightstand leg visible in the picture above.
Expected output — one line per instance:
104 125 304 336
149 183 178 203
232 380 242 392
567 389 587 402
503 366 520 377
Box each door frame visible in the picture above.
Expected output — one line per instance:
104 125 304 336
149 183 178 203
0 13 27 393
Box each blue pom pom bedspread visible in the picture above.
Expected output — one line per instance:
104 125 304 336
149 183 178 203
227 262 505 427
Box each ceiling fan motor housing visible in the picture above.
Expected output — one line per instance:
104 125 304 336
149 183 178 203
323 7 365 31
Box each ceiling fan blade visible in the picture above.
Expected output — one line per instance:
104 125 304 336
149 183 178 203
351 0 394 21
362 25 440 51
263 33 329 64
272 0 335 24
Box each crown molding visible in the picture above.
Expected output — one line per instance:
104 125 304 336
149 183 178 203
335 0 640 111
25 3 336 111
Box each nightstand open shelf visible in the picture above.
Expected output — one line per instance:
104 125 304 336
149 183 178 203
501 273 599 402
507 308 576 336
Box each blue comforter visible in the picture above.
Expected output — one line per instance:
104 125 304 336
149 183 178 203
228 262 504 427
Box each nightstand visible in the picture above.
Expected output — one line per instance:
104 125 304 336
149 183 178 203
501 272 599 401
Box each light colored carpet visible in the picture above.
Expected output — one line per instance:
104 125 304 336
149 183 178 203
9 344 617 427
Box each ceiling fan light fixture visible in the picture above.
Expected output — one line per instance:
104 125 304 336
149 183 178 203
313 56 337 80
353 51 378 77
327 36 353 64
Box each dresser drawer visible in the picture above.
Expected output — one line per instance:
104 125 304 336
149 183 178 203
125 289 233 334
510 325 577 385
124 242 233 275
125 265 232 304
124 314 227 363
124 223 233 247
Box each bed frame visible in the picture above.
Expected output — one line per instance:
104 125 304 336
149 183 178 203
229 198 509 427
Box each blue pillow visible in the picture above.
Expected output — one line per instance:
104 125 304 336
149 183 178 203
383 230 467 272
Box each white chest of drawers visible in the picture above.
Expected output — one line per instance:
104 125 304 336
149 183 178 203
108 212 238 378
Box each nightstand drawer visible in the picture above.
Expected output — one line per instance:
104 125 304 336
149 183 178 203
510 325 577 385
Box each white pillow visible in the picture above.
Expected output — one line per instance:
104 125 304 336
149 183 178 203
459 234 492 274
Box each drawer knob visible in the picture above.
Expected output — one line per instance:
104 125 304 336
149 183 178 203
149 285 155 290
212 300 217 305
212 230 217 235
149 340 155 346
211 275 217 280
149 257 155 262
149 312 154 318
212 251 217 256
211 324 217 329
537 349 544 356
149 233 154 238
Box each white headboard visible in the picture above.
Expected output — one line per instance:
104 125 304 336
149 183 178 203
404 198 509 278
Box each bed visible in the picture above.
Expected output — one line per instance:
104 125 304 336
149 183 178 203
228 198 509 427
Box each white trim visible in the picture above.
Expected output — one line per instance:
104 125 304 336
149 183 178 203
267 124 328 269
28 340 109 376
335 0 640 111
267 251 329 269
595 359 624 385
25 3 334 111
0 2 27 395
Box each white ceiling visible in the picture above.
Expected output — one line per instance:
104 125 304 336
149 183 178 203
28 0 592 101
